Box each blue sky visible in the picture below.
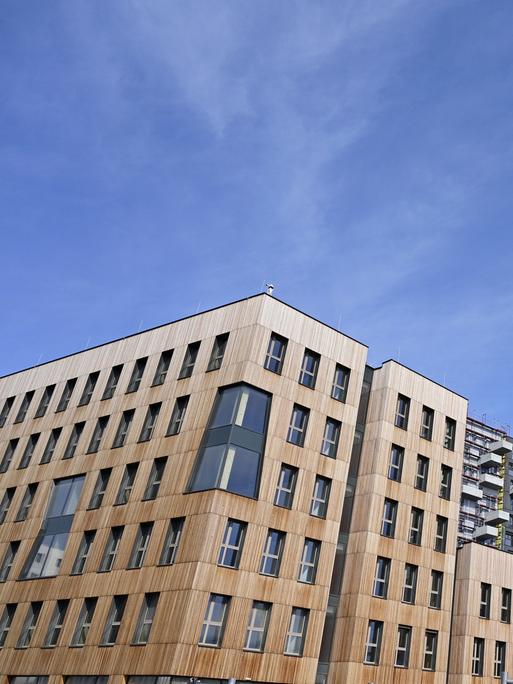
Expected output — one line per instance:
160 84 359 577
1 1 512 429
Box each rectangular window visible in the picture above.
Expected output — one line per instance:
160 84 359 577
310 475 331 518
299 349 320 389
115 463 138 505
0 603 16 647
112 409 135 448
159 517 184 565
402 564 418 604
99 526 124 572
71 597 97 647
395 625 412 668
62 422 85 460
260 529 285 577
409 507 424 545
388 444 404 482
40 428 61 464
287 404 309 447
15 483 38 522
56 379 77 412
444 417 456 450
102 365 123 400
331 364 350 402
17 602 42 648
472 637 485 676
284 607 309 656
415 454 429 491
14 391 35 424
0 488 15 524
143 456 167 500
244 601 271 652
363 619 383 665
34 385 55 418
88 469 112 510
133 593 159 645
18 433 41 469
480 582 491 619
218 519 247 568
71 530 96 575
420 405 434 440
43 599 69 647
394 393 410 429
321 417 341 458
435 515 448 553
0 438 19 473
274 464 298 509
101 595 127 646
128 522 153 569
0 396 14 428
126 357 147 393
152 350 173 386
494 641 506 678
440 464 452 499
166 396 189 436
430 570 444 609
372 557 391 598
138 403 161 442
178 341 200 379
423 630 438 671
207 333 229 371
264 333 287 374
0 540 20 581
78 372 99 406
298 538 321 584
86 416 109 454
381 498 398 538
199 593 230 647
501 588 511 623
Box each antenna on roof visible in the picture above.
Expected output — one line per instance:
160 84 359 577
266 283 274 296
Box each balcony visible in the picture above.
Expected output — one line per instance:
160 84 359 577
488 438 513 456
479 451 503 468
479 473 504 490
462 483 483 500
485 509 510 526
473 525 499 541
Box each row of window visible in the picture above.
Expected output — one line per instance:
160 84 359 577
372 556 445 608
471 637 507 677
479 582 512 623
387 445 453 498
380 498 449 552
364 620 438 670
394 394 456 450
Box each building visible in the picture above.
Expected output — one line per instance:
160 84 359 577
0 292 510 684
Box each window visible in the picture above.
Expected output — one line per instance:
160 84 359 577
78 372 99 406
501 588 511 623
423 630 438 671
133 593 159 645
14 391 35 423
472 637 485 676
264 333 287 374
56 379 77 412
15 483 38 522
166 396 189 436
310 475 331 518
394 393 410 429
71 530 96 575
102 365 123 400
126 357 147 393
178 341 200 379
0 603 16 647
402 564 418 604
274 464 298 509
143 457 167 500
99 526 124 572
420 405 434 440
0 540 20 581
331 364 350 402
321 417 341 458
440 465 452 499
62 422 85 460
40 428 61 464
86 416 109 453
159 517 184 565
395 625 412 668
480 582 491 619
388 444 404 482
409 507 424 545
152 350 173 386
128 522 153 569
381 498 398 537
101 595 127 646
88 469 111 510
495 641 506 678
18 433 40 469
34 385 55 418
430 570 443 609
260 529 285 577
444 417 456 450
244 601 271 652
138 403 161 442
199 594 230 647
372 557 391 598
0 438 19 473
112 410 134 448
0 488 15 524
363 619 383 665
17 602 42 648
43 600 69 647
299 349 320 389
287 404 309 447
71 597 97 647
207 333 229 371
415 455 429 491
115 463 138 505
189 384 271 498
298 538 321 584
0 396 14 428
284 607 309 656
218 519 246 568
435 516 448 553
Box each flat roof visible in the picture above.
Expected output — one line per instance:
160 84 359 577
371 358 468 401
